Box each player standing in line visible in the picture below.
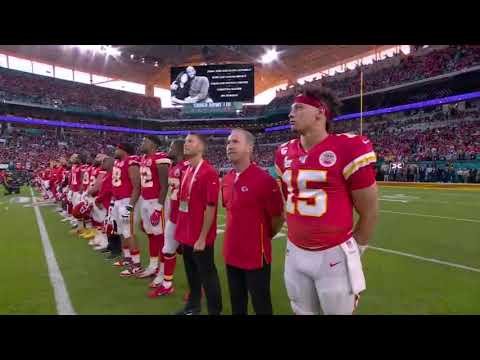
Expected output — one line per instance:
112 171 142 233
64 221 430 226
148 139 188 297
136 136 171 279
110 143 143 277
85 153 108 247
274 86 379 315
68 153 84 230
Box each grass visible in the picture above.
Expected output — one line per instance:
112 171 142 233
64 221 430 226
1 185 479 314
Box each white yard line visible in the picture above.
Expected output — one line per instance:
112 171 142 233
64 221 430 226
380 199 409 203
369 246 480 273
380 210 480 223
30 188 76 315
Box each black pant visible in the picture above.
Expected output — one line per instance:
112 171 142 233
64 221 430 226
226 263 272 315
182 244 222 315
107 234 122 254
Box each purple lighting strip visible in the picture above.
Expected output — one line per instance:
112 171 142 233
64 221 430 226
264 90 480 132
0 115 232 135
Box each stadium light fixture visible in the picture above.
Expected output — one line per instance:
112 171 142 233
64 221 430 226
260 48 279 64
76 45 103 53
130 54 135 59
105 46 121 57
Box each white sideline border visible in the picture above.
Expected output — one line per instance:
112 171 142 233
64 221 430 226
30 188 76 315
380 209 480 223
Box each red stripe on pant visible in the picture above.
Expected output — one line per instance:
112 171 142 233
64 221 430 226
148 234 165 260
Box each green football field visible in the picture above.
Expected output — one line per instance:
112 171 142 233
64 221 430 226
1 185 479 315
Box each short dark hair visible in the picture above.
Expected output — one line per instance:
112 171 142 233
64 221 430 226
297 85 342 131
189 133 208 151
145 135 163 148
118 143 135 155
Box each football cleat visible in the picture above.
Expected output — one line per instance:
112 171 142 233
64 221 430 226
93 244 108 251
136 266 158 279
120 264 143 278
148 285 174 298
149 273 164 288
113 258 132 267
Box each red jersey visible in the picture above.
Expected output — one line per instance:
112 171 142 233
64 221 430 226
70 164 82 192
112 156 140 200
222 164 284 270
168 160 189 224
140 152 172 200
274 133 377 251
96 171 113 209
175 160 219 247
81 165 93 192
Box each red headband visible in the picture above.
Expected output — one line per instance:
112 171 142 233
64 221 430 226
294 95 332 120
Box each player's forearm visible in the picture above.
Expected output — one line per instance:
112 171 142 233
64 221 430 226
271 214 284 237
352 211 378 245
199 205 216 240
158 187 168 206
129 186 141 207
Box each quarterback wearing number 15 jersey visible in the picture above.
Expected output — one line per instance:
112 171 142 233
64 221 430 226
274 133 377 251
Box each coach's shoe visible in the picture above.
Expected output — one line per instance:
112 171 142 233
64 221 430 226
136 266 158 279
173 307 201 316
148 285 174 298
149 273 164 288
113 257 132 267
120 264 143 278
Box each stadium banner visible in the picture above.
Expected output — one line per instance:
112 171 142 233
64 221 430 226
170 64 254 105
0 164 8 170
181 102 243 114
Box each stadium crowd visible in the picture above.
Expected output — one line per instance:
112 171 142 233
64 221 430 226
2 46 480 123
269 45 480 111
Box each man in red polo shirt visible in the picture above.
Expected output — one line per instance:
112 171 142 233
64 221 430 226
222 129 284 315
174 133 222 315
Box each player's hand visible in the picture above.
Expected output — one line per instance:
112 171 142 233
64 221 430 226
358 244 368 256
193 236 206 252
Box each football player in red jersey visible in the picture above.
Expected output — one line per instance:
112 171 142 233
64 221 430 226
111 143 143 277
85 153 108 247
68 153 84 229
136 136 172 279
149 139 188 296
274 86 379 315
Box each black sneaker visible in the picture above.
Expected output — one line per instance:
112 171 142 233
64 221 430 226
100 248 111 253
174 307 201 316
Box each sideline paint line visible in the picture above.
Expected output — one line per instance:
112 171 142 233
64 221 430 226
380 209 480 223
30 188 76 315
370 246 480 273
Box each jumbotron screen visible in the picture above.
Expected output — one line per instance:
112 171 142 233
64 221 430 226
169 63 254 106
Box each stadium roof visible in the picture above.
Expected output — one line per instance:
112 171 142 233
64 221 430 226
0 45 393 94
